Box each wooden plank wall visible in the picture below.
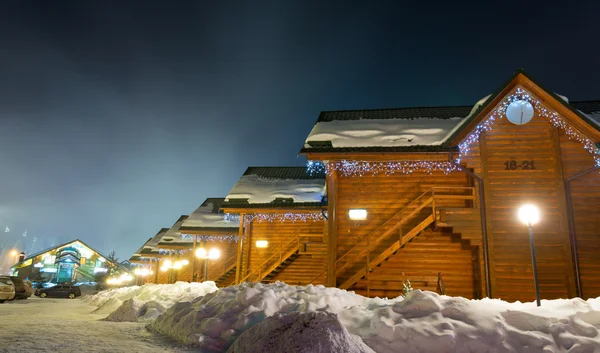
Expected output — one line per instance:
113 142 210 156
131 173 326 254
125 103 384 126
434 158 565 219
350 229 477 298
335 169 476 297
473 115 574 301
243 219 326 284
560 134 600 298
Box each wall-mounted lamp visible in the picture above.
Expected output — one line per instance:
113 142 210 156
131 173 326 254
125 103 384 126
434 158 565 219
349 209 367 220
256 240 268 248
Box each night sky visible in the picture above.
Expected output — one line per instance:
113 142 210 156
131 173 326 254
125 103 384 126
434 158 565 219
0 1 599 261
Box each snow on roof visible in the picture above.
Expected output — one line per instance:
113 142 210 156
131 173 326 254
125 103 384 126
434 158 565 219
304 118 463 149
180 198 238 230
140 229 168 254
157 216 190 245
303 95 600 151
225 174 325 205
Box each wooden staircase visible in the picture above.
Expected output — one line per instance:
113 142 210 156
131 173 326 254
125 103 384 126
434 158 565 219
208 253 237 287
335 187 476 290
262 251 300 282
238 234 301 283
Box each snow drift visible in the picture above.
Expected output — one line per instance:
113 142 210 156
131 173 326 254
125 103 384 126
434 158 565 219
226 311 375 353
150 281 600 353
84 281 218 322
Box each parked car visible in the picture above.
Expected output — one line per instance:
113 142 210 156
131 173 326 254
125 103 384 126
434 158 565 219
0 277 15 303
23 279 33 297
8 276 28 299
35 284 81 299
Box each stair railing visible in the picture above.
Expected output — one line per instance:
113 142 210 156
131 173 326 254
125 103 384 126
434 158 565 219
239 232 300 283
208 253 238 281
309 186 475 286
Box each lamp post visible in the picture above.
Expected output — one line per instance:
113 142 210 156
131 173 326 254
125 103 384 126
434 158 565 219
10 250 19 264
518 204 541 307
195 247 221 281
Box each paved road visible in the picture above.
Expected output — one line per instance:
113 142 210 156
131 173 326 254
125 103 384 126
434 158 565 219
0 296 194 353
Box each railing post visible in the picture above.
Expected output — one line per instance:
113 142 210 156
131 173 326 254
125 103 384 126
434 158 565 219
366 231 370 297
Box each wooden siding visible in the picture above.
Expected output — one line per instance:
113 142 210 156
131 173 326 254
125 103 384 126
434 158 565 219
470 114 576 301
238 219 326 285
350 229 478 298
560 134 600 298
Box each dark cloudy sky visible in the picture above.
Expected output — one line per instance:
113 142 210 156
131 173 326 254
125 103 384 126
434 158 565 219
0 1 599 260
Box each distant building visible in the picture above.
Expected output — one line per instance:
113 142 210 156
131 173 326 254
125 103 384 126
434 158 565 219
10 239 125 283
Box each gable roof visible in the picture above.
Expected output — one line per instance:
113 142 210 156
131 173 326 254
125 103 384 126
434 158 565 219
222 167 326 209
300 70 600 154
178 198 239 233
156 215 190 247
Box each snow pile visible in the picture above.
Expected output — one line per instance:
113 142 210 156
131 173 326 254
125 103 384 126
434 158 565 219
150 281 600 353
149 282 380 352
226 175 325 204
84 281 218 322
226 311 375 353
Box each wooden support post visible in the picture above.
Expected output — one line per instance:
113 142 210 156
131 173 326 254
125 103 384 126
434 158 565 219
154 260 159 284
192 235 198 282
551 127 577 298
235 214 245 284
326 166 338 288
480 133 496 297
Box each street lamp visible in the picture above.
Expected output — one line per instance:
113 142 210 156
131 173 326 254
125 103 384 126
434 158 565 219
195 247 221 281
9 249 19 263
518 204 541 307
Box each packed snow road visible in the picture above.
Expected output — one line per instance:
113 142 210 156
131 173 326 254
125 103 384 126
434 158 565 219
0 297 194 353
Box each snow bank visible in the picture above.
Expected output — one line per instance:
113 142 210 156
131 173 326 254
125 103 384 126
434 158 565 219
226 311 375 353
150 282 600 353
84 281 218 322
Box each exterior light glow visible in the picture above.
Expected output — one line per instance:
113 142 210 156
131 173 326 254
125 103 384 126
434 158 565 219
518 204 540 226
349 209 368 220
208 248 221 260
256 240 268 248
195 248 208 258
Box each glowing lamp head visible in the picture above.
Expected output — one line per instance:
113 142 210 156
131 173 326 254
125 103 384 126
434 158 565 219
172 261 183 269
518 204 540 227
163 259 172 268
195 248 208 258
180 259 189 265
9 250 18 256
349 209 367 220
255 240 268 248
208 248 221 260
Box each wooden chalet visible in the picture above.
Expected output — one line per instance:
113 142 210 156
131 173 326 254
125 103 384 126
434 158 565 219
128 228 170 284
300 69 600 301
221 167 328 286
176 198 239 286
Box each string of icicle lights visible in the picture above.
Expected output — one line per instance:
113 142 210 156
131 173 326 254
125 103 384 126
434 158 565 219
307 86 600 174
457 86 600 165
306 160 457 177
180 234 239 243
225 212 325 223
158 248 192 255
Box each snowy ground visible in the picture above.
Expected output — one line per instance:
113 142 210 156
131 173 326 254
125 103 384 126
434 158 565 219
0 297 194 353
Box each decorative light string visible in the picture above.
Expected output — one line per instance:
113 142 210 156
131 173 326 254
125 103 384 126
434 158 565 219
180 234 239 243
458 86 600 165
307 160 457 177
158 248 192 255
225 212 325 224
